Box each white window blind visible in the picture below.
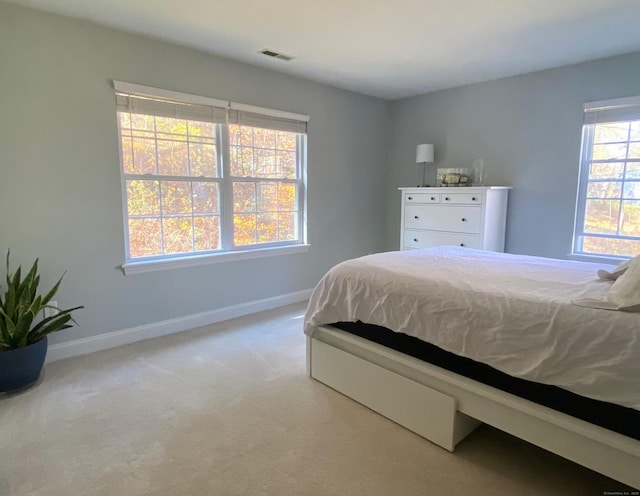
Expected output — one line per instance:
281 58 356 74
114 81 309 131
114 81 228 124
573 96 640 259
583 96 640 125
228 104 308 134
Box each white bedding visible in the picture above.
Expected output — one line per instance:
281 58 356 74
304 247 640 411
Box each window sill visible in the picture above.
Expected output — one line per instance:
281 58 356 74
567 253 626 266
121 244 310 275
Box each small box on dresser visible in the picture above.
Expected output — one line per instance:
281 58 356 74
399 187 510 252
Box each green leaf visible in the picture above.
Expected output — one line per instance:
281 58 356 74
0 306 17 347
30 313 72 342
17 260 38 312
10 265 21 291
41 274 63 307
4 280 16 319
14 310 35 348
23 259 39 289
30 306 83 338
30 275 40 302
26 295 44 317
0 317 12 348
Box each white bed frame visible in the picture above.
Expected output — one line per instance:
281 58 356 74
307 325 640 489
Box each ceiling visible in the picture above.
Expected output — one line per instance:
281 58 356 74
7 0 640 99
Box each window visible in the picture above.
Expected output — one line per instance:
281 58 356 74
229 124 302 247
114 82 308 272
573 96 640 260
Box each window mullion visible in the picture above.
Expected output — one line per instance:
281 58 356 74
190 181 196 253
228 177 298 184
151 116 166 256
219 124 234 251
582 233 640 241
252 129 258 245
276 175 280 242
186 122 192 178
617 125 633 236
118 114 132 261
124 173 219 182
574 124 594 251
297 134 306 243
158 180 165 255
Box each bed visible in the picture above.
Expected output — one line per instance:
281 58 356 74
303 247 640 488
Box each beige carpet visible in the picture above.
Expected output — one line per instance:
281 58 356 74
0 302 629 495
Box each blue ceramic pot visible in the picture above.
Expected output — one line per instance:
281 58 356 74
0 336 48 393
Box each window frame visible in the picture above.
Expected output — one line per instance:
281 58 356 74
220 131 306 253
118 118 226 262
114 83 309 275
571 97 640 262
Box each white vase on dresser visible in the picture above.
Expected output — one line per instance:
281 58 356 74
399 187 510 252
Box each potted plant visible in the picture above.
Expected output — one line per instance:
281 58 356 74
0 252 83 393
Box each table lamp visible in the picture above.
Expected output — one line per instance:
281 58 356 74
416 144 434 187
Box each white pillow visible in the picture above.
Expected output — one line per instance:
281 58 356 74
574 255 640 311
597 256 636 281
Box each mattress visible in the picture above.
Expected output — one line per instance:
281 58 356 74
304 247 640 412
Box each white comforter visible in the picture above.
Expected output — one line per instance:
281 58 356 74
304 247 640 411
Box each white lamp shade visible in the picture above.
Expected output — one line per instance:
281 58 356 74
416 144 434 163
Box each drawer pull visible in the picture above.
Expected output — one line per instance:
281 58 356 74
414 216 419 219
430 197 435 200
408 196 413 200
461 218 467 222
445 197 450 201
460 243 465 247
472 197 477 201
413 238 418 242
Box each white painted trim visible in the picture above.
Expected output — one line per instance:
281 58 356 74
46 288 312 363
122 244 311 275
113 80 229 108
229 102 310 122
567 253 624 265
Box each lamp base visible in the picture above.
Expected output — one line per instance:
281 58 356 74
418 163 435 189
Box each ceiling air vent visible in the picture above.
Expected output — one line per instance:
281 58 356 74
259 49 294 62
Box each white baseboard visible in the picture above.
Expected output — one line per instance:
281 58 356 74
46 289 312 363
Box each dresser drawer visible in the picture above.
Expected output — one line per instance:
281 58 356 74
404 192 440 204
405 205 482 234
441 193 483 205
404 230 482 250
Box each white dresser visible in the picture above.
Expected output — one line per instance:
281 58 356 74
399 187 510 252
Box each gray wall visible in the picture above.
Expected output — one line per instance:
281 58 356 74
385 52 640 257
4 1 640 347
0 3 390 344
